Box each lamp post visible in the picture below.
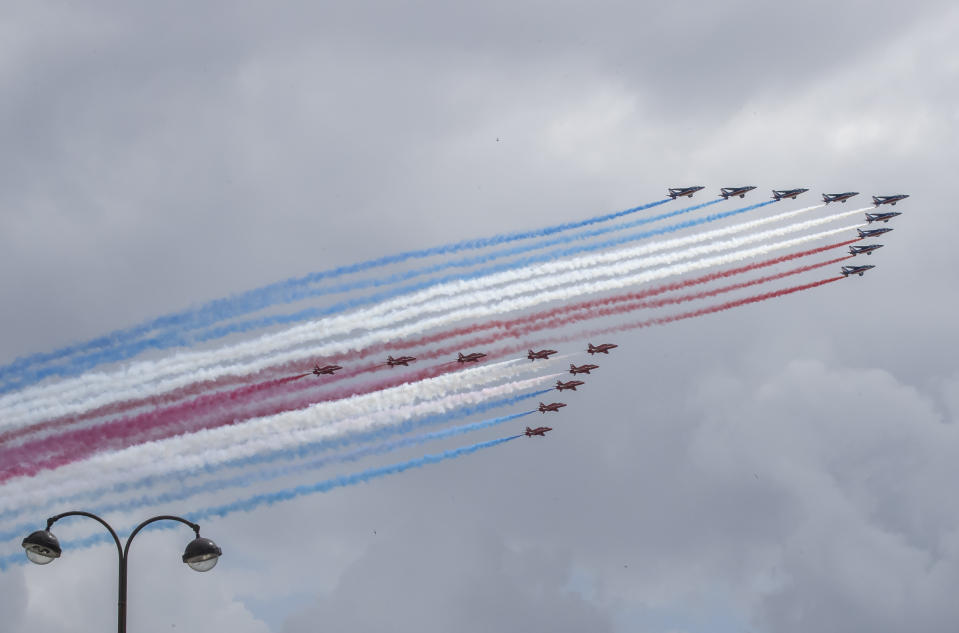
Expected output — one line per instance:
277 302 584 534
21 511 222 633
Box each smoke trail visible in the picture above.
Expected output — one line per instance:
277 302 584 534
0 433 524 570
0 199 672 388
0 404 541 542
0 198 761 392
574 276 845 339
0 410 537 544
0 368 556 509
0 260 846 528
0 202 835 424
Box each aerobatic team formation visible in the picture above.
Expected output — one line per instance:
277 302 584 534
0 186 908 567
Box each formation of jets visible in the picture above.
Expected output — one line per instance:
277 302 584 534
840 192 908 279
719 186 756 199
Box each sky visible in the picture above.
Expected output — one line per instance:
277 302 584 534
2 1 959 632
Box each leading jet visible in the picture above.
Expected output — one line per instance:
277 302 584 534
556 380 584 391
525 426 552 437
772 188 809 201
849 244 883 256
527 349 558 361
865 211 902 223
720 186 756 199
587 342 618 355
668 186 705 199
386 355 416 367
823 192 859 204
312 364 342 376
457 352 487 363
570 363 599 375
873 194 909 207
858 227 893 239
842 265 875 277
538 402 566 413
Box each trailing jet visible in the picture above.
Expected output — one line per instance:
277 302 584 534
525 426 552 437
587 342 618 355
538 402 566 413
823 192 859 204
858 227 893 239
386 355 416 367
570 363 599 375
873 194 909 207
457 352 487 363
668 186 704 199
312 364 342 376
849 244 883 256
556 380 584 391
527 349 558 361
842 265 875 277
719 186 756 199
866 211 901 223
771 188 809 201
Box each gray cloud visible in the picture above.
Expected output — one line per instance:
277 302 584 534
2 1 958 632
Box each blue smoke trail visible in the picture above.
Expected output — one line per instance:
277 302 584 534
0 198 670 383
3 199 768 393
0 434 522 570
0 389 553 535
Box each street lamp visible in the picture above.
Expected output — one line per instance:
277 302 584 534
22 511 222 633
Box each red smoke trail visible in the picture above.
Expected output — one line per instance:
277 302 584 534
5 240 857 449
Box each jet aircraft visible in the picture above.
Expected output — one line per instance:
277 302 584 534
525 426 552 437
771 188 809 200
569 363 599 375
538 402 566 413
858 227 893 239
527 349 558 361
849 244 883 256
822 192 859 204
872 194 909 207
668 186 705 199
312 364 342 376
842 265 875 277
556 380 584 391
386 355 416 367
587 342 618 355
457 352 487 363
719 186 756 199
865 211 902 223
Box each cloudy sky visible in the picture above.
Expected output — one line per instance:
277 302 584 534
2 1 959 631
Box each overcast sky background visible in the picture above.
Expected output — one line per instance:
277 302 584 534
2 1 959 632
